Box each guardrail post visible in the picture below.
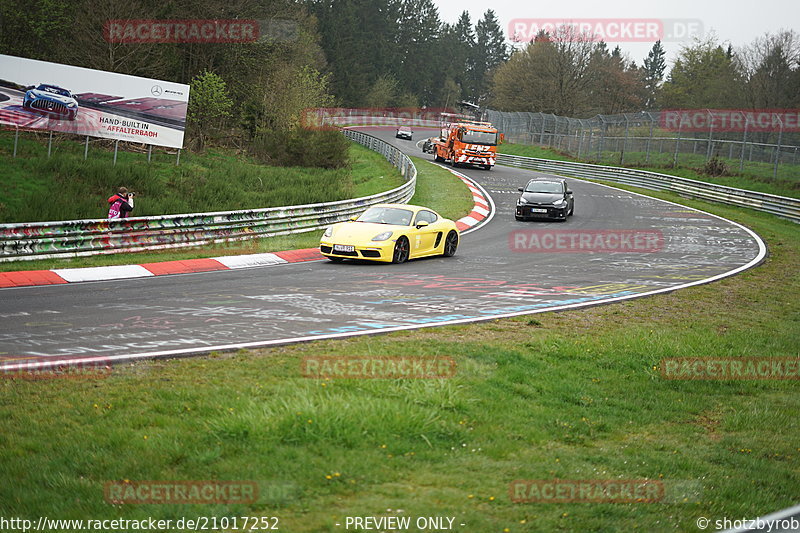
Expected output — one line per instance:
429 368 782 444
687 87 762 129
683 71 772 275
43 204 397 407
113 140 119 166
13 126 19 158
176 149 181 166
147 144 152 163
47 131 53 158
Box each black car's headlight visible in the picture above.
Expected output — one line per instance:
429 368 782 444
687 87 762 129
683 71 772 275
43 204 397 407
371 231 393 242
553 199 568 207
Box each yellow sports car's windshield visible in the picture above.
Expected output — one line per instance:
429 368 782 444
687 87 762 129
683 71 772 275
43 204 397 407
357 207 413 226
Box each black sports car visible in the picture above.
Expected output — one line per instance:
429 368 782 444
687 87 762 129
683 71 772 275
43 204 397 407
515 178 574 221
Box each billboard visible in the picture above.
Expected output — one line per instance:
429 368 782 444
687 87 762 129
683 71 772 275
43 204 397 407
0 54 189 149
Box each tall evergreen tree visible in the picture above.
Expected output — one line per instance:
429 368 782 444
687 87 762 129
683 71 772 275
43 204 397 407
642 41 666 109
309 0 401 106
473 9 509 103
451 11 477 102
394 0 441 105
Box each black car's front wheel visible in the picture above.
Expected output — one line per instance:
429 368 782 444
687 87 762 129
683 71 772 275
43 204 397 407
392 237 410 264
443 231 459 257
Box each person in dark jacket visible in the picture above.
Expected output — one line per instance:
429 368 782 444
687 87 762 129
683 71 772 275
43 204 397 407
107 187 135 219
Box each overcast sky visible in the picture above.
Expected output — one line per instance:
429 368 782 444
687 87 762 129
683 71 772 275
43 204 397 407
433 0 800 66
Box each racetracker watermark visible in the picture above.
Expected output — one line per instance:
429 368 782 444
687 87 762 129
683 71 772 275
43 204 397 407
509 479 664 503
103 19 298 44
302 107 456 128
105 20 258 43
660 357 800 380
301 356 456 379
660 109 800 133
508 18 703 43
0 361 111 380
509 229 664 253
104 481 258 505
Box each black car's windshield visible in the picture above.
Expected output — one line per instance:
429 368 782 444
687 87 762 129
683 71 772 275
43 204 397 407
38 85 70 97
461 130 497 145
524 182 563 194
356 207 413 226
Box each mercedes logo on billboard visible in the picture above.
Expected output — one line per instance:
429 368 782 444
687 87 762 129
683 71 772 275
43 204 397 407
151 85 163 96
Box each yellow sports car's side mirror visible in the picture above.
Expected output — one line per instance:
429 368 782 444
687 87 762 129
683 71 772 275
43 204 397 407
349 215 358 221
415 220 429 229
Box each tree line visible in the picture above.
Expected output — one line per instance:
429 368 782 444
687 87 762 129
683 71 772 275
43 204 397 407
491 28 800 118
2 0 797 155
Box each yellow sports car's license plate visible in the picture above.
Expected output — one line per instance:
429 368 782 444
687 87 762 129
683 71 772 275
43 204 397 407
333 245 355 252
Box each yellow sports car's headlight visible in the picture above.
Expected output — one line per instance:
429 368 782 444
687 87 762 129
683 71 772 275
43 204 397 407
371 231 393 241
323 227 332 238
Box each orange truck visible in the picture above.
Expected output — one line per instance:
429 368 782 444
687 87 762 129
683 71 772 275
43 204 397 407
432 113 499 170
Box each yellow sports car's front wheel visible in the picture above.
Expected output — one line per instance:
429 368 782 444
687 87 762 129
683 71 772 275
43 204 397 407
443 230 459 257
392 237 410 264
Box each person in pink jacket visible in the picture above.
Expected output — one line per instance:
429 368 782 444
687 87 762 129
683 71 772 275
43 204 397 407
107 187 135 219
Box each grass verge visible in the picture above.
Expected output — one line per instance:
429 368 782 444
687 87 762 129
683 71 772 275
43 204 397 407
499 142 800 199
0 184 797 532
409 156 475 221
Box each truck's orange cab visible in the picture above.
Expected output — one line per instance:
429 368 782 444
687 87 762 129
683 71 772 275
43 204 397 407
432 113 499 170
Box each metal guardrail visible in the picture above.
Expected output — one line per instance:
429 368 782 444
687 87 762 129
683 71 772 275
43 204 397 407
0 129 417 261
497 153 800 223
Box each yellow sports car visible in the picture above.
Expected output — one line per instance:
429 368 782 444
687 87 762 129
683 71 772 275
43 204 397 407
320 203 460 263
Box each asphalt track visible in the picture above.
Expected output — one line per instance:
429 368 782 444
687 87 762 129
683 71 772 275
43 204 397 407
0 127 766 371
